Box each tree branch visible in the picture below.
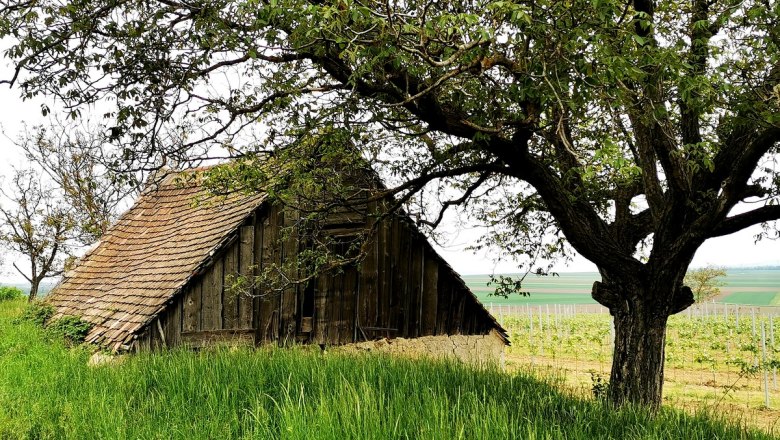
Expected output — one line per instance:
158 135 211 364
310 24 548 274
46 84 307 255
710 205 780 238
12 263 33 284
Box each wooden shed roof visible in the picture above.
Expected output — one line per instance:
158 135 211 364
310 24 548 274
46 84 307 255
46 169 266 351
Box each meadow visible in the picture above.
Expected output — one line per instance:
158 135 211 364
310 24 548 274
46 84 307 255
0 299 774 439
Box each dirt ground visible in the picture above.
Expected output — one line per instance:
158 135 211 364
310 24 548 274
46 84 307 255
505 353 780 435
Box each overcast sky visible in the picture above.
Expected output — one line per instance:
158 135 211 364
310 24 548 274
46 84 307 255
0 70 778 283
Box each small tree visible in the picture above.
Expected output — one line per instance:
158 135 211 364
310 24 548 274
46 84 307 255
0 169 76 301
684 265 727 303
16 124 138 244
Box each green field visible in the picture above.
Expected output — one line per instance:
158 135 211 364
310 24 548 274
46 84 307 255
464 269 780 306
0 299 774 439
722 292 780 306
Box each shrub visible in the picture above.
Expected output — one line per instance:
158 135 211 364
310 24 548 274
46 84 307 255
590 371 610 401
0 286 24 302
16 302 55 326
46 315 92 345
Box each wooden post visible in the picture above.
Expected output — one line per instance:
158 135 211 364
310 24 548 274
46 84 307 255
156 318 168 349
762 322 770 408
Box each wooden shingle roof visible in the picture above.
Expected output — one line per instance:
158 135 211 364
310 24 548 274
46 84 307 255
46 170 266 351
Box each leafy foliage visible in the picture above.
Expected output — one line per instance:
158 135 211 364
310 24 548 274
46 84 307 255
0 287 24 302
16 302 55 326
15 123 139 244
685 265 728 302
45 315 92 346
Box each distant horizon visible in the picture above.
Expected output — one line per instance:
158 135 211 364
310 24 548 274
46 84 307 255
2 264 779 289
458 264 780 277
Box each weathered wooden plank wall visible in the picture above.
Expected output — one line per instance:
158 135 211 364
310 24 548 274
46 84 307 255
138 202 502 351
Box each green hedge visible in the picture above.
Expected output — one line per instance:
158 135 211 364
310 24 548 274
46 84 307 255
0 287 24 302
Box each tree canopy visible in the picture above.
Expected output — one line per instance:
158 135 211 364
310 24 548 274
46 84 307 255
2 0 779 408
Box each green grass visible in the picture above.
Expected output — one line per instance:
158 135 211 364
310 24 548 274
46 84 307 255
0 300 774 439
721 291 780 306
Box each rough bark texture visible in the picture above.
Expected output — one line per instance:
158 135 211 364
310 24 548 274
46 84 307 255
609 303 668 409
29 280 40 303
592 272 694 410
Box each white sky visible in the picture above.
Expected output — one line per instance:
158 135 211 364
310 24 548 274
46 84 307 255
0 71 777 282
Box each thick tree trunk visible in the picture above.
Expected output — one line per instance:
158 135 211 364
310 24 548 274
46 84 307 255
592 274 693 410
609 304 668 409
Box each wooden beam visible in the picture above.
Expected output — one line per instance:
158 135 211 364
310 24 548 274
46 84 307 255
239 225 255 329
223 241 239 329
421 247 439 336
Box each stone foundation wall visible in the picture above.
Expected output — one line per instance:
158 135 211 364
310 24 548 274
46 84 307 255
337 330 507 368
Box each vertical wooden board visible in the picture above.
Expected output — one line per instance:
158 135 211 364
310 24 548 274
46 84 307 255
138 331 151 352
314 274 329 344
407 234 424 338
201 265 215 330
163 301 182 347
279 208 298 344
182 280 202 332
451 291 466 334
239 225 255 329
358 235 379 333
377 220 392 330
396 220 412 337
477 309 491 334
365 201 380 332
420 249 439 336
341 265 357 344
462 300 474 334
253 212 265 338
435 275 452 335
327 271 342 344
258 207 280 342
469 302 480 334
202 259 224 330
223 241 239 329
149 324 159 351
388 218 400 329
447 286 460 334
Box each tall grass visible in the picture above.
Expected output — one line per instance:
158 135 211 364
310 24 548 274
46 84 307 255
0 299 773 439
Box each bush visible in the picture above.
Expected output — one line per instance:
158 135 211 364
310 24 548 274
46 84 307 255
0 286 24 302
46 315 92 345
16 302 55 326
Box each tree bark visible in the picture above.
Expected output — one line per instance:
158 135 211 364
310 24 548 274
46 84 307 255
608 302 668 410
592 274 693 410
28 280 40 302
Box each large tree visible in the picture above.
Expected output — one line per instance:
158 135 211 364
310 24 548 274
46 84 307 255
2 0 779 409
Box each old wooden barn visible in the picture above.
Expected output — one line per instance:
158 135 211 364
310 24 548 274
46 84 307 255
46 168 508 353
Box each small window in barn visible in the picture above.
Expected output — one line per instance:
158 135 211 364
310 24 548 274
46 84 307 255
328 233 362 261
